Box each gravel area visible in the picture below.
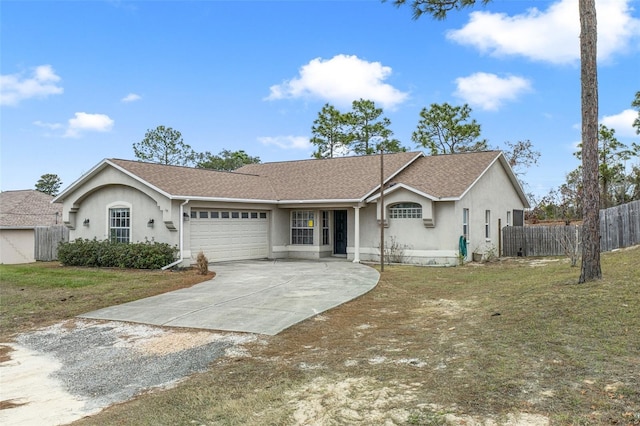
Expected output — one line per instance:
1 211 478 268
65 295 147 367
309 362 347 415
2 319 256 425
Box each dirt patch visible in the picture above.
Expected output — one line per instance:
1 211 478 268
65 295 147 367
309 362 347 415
288 376 421 425
0 344 13 363
0 319 254 425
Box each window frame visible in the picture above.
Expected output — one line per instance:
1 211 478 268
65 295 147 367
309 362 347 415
109 207 131 243
389 202 422 219
485 210 491 240
291 210 314 245
462 208 470 240
321 210 330 245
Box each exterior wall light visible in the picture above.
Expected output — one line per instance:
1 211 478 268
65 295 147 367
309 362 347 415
147 219 154 227
83 218 90 226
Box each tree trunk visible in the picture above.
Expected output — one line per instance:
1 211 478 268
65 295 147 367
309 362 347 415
579 0 602 283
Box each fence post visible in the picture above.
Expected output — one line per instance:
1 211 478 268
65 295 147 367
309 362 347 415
498 218 502 257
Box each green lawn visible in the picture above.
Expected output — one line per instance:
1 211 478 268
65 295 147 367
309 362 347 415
0 262 213 340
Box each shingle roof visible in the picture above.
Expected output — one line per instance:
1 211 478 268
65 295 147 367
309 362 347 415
236 151 422 200
0 190 62 227
109 159 278 200
60 151 522 205
391 151 502 199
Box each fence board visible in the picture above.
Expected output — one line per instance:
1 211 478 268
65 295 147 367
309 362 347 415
502 200 640 257
34 226 69 261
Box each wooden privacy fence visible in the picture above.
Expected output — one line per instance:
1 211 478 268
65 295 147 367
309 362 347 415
35 225 69 261
502 200 640 257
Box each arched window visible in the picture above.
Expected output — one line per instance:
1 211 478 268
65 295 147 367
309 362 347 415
389 202 422 219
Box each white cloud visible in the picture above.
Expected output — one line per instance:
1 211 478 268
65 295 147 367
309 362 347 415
64 112 114 138
447 0 640 65
265 54 409 110
33 120 64 130
601 109 637 137
121 93 141 103
258 135 311 150
454 72 532 110
0 65 64 106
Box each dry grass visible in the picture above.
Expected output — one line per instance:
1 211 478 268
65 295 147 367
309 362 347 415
68 247 640 425
0 262 214 340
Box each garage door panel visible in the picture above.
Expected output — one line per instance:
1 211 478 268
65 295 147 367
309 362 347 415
190 212 269 262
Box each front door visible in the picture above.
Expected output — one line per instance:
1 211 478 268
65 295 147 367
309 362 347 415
334 210 347 255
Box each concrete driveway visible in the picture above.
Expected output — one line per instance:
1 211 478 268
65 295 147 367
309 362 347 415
80 259 380 335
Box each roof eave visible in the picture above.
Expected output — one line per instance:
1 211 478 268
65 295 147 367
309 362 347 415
365 183 440 203
171 196 278 204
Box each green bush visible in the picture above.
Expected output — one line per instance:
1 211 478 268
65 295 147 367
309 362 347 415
58 239 178 269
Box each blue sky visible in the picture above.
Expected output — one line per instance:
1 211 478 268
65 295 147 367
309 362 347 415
1 0 639 200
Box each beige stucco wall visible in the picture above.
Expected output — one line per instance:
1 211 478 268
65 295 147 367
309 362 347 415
356 196 459 266
67 184 178 246
0 229 35 264
457 159 526 259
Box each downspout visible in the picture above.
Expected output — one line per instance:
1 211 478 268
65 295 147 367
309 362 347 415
161 199 190 270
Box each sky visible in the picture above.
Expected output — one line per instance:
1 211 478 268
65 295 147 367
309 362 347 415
1 0 639 201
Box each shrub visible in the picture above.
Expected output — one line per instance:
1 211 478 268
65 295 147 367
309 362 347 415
196 251 209 275
58 239 177 269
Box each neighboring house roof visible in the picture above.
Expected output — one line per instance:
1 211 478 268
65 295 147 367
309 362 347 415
53 151 529 207
0 190 63 228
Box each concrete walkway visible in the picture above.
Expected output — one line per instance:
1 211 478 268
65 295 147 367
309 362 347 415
80 259 380 335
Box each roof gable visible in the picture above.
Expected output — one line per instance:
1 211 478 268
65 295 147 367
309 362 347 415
0 190 62 227
387 151 529 206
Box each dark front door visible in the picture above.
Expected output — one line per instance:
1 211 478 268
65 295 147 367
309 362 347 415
334 210 347 255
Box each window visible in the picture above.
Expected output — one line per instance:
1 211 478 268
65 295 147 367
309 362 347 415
231 212 239 219
322 211 330 245
251 212 258 219
221 211 230 218
190 211 197 219
291 210 314 245
389 202 422 219
241 212 249 219
506 211 511 227
462 208 469 240
109 208 130 243
485 210 491 239
211 211 219 219
259 212 267 219
199 211 209 219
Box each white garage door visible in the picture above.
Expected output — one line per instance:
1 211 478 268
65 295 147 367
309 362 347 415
190 210 269 262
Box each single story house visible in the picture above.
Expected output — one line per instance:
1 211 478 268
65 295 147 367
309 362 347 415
1 190 65 264
52 150 529 267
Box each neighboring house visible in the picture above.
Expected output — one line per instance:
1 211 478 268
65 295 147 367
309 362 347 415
52 151 529 267
0 190 64 264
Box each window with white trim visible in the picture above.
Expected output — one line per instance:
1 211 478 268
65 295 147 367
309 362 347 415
389 202 422 219
321 211 330 245
485 210 491 239
462 208 469 240
506 211 511 227
291 210 314 245
109 208 130 243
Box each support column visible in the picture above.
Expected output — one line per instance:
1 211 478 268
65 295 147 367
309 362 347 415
353 205 361 263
